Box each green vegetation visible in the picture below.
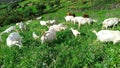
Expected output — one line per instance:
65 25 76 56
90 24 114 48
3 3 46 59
0 0 120 68
0 0 61 26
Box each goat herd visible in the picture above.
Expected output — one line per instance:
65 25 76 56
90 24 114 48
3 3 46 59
0 12 120 48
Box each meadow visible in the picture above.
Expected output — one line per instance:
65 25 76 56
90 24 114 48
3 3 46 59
0 0 120 68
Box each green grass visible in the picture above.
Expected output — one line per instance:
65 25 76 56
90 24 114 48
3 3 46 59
0 0 120 68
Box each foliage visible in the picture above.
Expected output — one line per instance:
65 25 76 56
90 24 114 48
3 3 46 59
0 0 62 26
35 3 46 13
7 1 19 11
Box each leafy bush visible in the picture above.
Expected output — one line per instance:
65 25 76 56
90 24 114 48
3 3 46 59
4 14 23 25
54 0 60 6
7 1 19 11
48 0 60 8
48 2 54 8
35 3 46 12
0 16 6 26
23 7 33 18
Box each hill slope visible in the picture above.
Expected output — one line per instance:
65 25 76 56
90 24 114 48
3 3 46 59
0 0 17 3
0 0 120 68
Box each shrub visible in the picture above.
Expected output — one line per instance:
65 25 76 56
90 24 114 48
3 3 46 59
23 7 33 18
48 2 54 8
35 3 46 12
7 2 19 11
54 0 60 6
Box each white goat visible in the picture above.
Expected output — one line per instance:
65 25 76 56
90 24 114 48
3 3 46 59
48 20 56 25
41 28 56 43
16 22 20 25
26 20 32 25
40 21 49 26
71 16 84 24
70 28 80 37
49 23 66 32
36 16 42 20
78 18 97 27
64 16 74 22
19 22 26 30
1 26 16 34
32 32 40 40
6 32 23 48
102 18 120 29
16 22 26 30
92 30 120 44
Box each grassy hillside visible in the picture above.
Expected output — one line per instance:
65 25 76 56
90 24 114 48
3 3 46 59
0 0 120 68
0 0 17 3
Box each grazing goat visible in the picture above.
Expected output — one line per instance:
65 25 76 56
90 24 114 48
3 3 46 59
78 18 97 27
36 16 42 20
1 26 16 34
40 21 49 26
41 28 56 43
6 32 23 48
92 30 120 44
102 18 120 29
47 20 56 25
71 16 84 24
49 23 66 32
70 28 80 37
16 22 26 30
65 12 76 22
26 20 32 25
65 16 74 22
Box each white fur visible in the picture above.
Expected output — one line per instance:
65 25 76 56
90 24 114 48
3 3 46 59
49 23 66 32
48 20 56 25
64 16 74 22
93 30 120 44
17 22 26 30
26 20 32 25
32 32 39 40
1 26 16 34
41 28 56 43
71 16 84 24
16 22 21 25
6 32 23 48
40 21 49 26
70 28 80 37
36 16 42 20
78 18 97 27
102 18 120 29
